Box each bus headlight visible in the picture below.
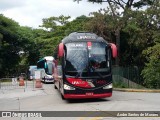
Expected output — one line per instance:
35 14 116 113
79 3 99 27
64 84 75 90
103 83 112 89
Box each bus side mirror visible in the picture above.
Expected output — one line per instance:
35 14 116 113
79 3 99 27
58 43 64 57
110 43 117 58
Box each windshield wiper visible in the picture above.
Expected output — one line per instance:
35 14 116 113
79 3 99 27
88 66 105 79
75 71 83 78
75 72 80 78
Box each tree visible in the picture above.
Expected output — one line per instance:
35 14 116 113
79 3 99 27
74 0 156 65
64 15 90 35
37 15 89 58
0 14 23 76
57 15 71 25
141 1 160 88
141 43 160 88
84 9 115 41
0 15 42 76
39 17 57 31
40 15 71 31
16 27 41 67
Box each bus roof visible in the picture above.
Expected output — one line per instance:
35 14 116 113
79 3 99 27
62 32 107 44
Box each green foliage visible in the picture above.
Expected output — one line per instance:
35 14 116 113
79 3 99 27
64 15 90 35
75 0 160 89
133 0 154 8
141 43 160 88
40 17 57 30
57 15 71 25
1 0 159 90
37 15 87 62
16 27 40 66
85 10 113 41
141 1 160 88
0 14 21 76
40 15 71 31
121 9 156 66
0 15 42 76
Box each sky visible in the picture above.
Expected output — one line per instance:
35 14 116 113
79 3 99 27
0 0 107 28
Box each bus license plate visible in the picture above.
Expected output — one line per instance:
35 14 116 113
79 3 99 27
86 92 93 96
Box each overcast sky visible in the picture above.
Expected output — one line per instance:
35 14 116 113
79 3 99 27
0 0 107 28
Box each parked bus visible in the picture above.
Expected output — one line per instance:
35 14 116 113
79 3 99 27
53 32 117 99
28 65 37 80
37 56 54 83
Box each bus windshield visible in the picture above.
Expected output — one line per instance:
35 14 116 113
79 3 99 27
47 61 53 75
65 42 110 78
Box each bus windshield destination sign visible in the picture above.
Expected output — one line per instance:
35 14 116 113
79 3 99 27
77 36 96 39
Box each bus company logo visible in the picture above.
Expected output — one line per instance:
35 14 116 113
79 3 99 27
77 36 96 39
72 81 85 85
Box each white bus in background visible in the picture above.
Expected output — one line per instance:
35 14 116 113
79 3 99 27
29 65 37 80
37 56 54 83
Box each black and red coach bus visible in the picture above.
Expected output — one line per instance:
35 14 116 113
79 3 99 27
53 32 117 99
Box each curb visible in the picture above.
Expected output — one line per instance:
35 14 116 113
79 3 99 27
113 88 160 93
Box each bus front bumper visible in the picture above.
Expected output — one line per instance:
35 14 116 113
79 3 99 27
63 93 112 99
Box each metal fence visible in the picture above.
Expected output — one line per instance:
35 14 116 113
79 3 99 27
1 66 144 89
0 78 40 90
112 66 145 88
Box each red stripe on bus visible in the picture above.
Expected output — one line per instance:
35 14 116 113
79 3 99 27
63 93 112 99
87 42 92 47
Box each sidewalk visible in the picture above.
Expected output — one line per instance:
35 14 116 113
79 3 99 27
114 88 160 93
0 81 45 99
0 87 45 99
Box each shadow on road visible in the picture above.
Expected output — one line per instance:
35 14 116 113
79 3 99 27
67 98 110 104
41 82 54 84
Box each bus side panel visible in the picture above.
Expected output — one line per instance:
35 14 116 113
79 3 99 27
54 65 63 92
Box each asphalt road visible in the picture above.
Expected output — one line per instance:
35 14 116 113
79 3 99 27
0 83 160 120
